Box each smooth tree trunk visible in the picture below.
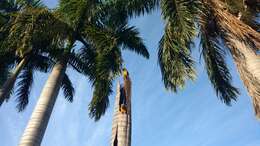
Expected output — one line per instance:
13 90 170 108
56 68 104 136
0 56 29 105
19 59 67 146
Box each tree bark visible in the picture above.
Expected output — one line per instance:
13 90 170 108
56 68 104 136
209 0 260 119
0 56 29 105
19 59 67 146
229 39 260 118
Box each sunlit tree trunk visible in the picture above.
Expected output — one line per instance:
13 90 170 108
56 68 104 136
229 39 260 118
0 56 29 105
209 0 260 118
19 59 67 146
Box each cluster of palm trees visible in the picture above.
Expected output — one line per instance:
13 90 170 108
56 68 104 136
0 0 259 145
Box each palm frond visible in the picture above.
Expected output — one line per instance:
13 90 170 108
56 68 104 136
15 66 33 112
117 25 149 59
158 34 196 92
157 0 202 92
58 0 100 30
29 54 54 73
0 65 11 87
83 24 116 51
61 73 74 102
0 51 16 87
201 34 239 105
68 51 91 75
89 77 112 121
105 0 159 18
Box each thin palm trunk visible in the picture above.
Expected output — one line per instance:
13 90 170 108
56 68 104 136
19 59 67 146
0 56 29 105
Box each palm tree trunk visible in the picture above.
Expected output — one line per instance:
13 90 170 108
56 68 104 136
19 59 67 146
0 56 29 105
209 0 260 119
229 39 260 118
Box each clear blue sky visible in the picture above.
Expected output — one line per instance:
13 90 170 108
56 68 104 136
0 1 260 146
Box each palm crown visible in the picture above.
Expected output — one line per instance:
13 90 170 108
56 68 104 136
106 0 260 111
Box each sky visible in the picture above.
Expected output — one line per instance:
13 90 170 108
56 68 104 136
0 1 260 146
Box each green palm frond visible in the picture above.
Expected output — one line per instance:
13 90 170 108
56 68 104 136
0 51 16 87
0 0 45 13
201 34 239 105
157 0 202 92
158 34 196 92
96 1 128 28
29 54 54 73
116 25 149 59
105 0 159 18
15 66 33 112
58 0 100 30
85 45 122 121
0 65 11 87
89 77 112 121
77 46 97 79
61 73 74 102
5 7 70 57
83 24 116 51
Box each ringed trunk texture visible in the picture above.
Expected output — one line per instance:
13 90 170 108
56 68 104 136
111 76 132 146
0 56 29 105
229 39 260 118
209 0 260 118
19 60 67 146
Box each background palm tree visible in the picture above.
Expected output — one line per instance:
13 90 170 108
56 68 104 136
0 0 47 105
101 0 260 118
19 0 149 145
0 6 71 110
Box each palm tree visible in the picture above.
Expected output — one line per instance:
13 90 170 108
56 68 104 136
85 21 149 121
103 0 260 118
19 0 149 145
0 0 47 105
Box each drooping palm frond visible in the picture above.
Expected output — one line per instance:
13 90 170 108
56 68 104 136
61 73 74 102
0 65 11 87
104 0 159 18
158 0 201 92
15 66 33 112
201 37 240 105
116 25 149 59
67 51 88 74
29 54 54 73
5 7 70 57
89 76 113 121
200 7 240 105
0 0 45 16
58 0 100 31
0 51 16 86
84 43 122 121
158 34 196 92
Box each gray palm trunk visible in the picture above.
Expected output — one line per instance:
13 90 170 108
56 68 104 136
111 76 132 146
0 56 29 104
229 38 260 118
19 59 67 146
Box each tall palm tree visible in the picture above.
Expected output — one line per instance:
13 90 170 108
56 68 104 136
103 0 260 118
0 0 47 105
203 0 260 117
19 0 149 145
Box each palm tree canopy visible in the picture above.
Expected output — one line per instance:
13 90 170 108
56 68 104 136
107 0 259 106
